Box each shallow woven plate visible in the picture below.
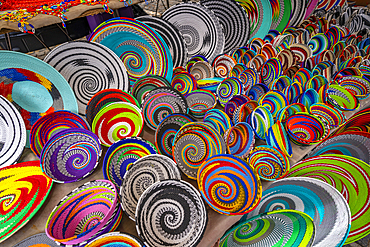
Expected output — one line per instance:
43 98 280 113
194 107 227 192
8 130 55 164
0 161 53 243
89 18 173 84
0 95 26 168
0 50 78 128
44 40 129 115
162 2 225 62
200 0 250 53
287 154 370 244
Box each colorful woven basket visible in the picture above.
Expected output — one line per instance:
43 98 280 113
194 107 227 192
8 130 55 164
220 209 315 247
40 128 101 183
30 110 90 158
46 180 118 246
103 137 157 188
0 161 53 243
197 154 262 215
287 154 370 244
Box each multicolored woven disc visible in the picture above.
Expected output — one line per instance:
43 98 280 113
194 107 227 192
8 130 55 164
30 110 90 158
40 128 101 183
248 145 290 181
86 232 144 247
136 180 207 247
155 113 195 158
173 122 226 179
86 89 139 126
197 154 262 215
120 154 181 221
217 77 243 107
142 87 188 130
46 180 117 246
287 154 370 244
162 2 225 62
44 40 130 115
220 209 315 247
103 137 157 188
0 95 26 168
248 177 351 246
92 102 143 147
89 18 173 84
0 161 53 243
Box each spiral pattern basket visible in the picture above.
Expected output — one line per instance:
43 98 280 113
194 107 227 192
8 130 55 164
287 154 370 244
89 18 173 84
130 75 171 105
0 95 26 168
224 122 255 158
248 145 290 181
103 137 157 188
248 177 351 246
286 112 329 145
30 110 90 158
44 40 130 115
197 154 262 215
185 89 217 118
142 87 188 130
0 161 53 243
120 154 181 221
92 102 144 147
86 89 139 126
46 180 118 246
136 180 208 247
155 113 195 158
220 210 315 247
136 15 188 68
172 122 226 179
162 2 225 62
40 128 101 183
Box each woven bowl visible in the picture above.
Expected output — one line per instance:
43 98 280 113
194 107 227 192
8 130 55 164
185 90 217 118
45 180 117 245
